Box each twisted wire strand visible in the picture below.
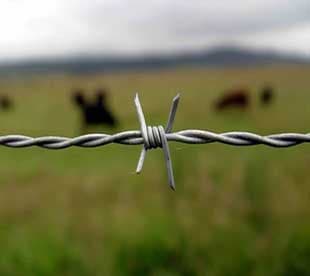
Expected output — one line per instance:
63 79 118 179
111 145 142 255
0 131 309 149
0 93 309 190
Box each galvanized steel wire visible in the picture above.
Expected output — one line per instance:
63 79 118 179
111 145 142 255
2 130 310 148
0 94 309 189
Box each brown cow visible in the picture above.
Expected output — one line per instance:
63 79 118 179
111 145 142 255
0 95 13 110
215 88 249 110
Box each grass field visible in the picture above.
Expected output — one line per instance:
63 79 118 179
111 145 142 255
0 64 310 275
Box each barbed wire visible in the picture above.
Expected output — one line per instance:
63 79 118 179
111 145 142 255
0 94 309 190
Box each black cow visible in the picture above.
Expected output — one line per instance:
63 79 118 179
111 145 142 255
260 85 274 106
72 88 117 132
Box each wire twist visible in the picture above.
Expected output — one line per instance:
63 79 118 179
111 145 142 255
0 94 309 190
134 93 180 190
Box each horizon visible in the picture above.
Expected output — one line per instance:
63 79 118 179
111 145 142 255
0 44 308 66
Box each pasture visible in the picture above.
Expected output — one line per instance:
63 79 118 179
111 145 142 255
0 65 309 275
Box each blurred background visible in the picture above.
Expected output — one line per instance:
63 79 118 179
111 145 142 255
0 0 310 275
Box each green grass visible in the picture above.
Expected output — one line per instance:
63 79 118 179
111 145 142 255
0 64 309 275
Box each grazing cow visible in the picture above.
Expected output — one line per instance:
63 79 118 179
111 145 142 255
72 88 118 132
0 95 13 110
215 88 249 110
260 85 274 106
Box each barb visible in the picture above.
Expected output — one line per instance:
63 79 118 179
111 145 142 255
135 93 179 190
0 94 309 190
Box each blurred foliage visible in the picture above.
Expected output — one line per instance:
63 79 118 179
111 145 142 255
0 227 90 276
114 217 198 276
279 226 310 276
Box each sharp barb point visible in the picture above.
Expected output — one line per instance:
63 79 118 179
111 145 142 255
173 93 181 102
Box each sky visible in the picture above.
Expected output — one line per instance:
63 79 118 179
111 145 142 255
0 0 309 61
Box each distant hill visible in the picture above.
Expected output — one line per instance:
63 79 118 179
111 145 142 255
0 46 308 76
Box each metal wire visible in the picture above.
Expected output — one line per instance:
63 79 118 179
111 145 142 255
0 94 309 190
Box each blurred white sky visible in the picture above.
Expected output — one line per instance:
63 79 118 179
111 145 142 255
0 0 309 61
